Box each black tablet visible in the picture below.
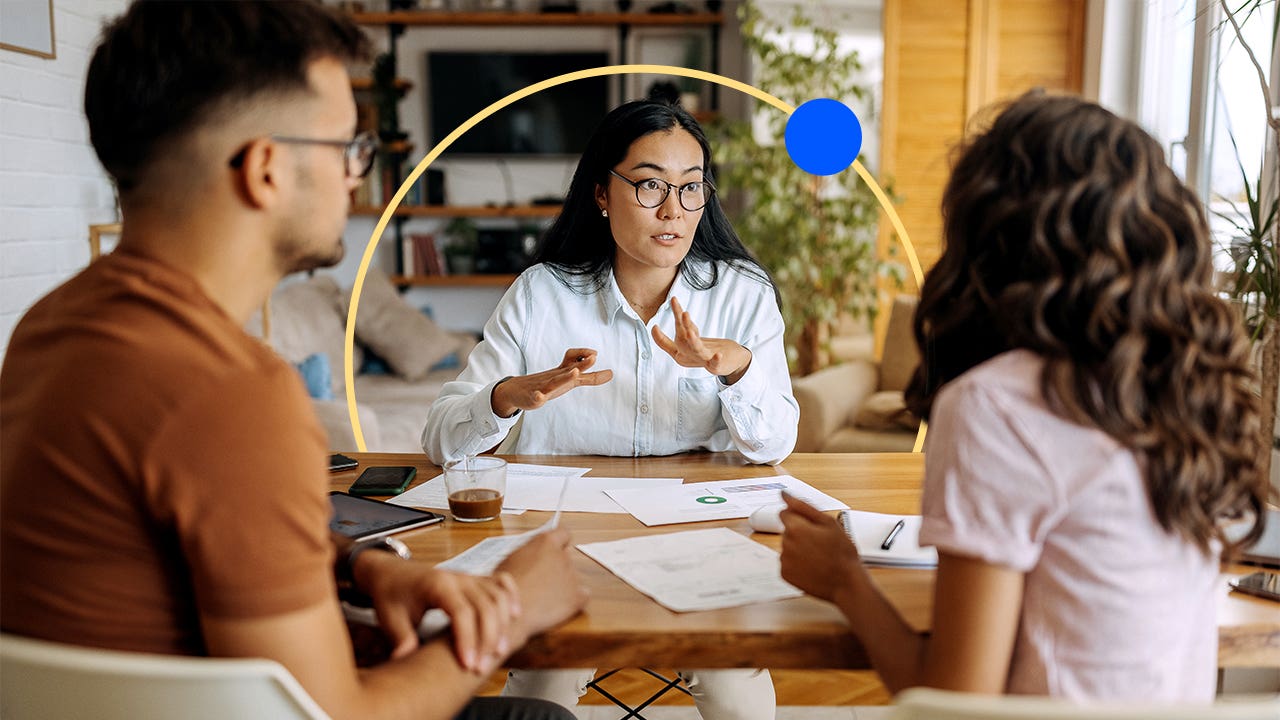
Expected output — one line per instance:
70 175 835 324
329 491 444 541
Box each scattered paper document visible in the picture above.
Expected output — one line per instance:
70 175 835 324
604 475 848 526
506 476 683 513
839 510 937 568
436 531 542 576
504 463 593 478
388 463 591 512
576 528 802 612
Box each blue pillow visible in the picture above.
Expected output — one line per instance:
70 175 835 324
294 353 334 401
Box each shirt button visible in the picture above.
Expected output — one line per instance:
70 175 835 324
642 351 651 359
640 404 650 414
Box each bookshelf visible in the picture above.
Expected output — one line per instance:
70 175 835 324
344 6 724 285
350 204 561 218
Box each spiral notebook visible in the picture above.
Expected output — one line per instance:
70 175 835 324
838 510 938 568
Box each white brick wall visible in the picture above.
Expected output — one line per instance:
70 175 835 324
0 0 128 358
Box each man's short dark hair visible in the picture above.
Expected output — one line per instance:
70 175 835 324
85 0 370 192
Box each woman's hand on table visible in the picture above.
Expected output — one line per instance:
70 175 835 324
490 348 613 418
778 492 864 606
652 297 752 384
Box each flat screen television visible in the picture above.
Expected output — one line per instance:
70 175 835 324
426 51 610 156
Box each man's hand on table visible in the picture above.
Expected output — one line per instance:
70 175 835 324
496 528 589 646
352 549 521 674
350 527 587 675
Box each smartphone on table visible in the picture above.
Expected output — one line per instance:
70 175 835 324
1229 571 1280 603
348 466 417 496
328 453 359 472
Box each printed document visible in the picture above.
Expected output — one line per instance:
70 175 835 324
604 475 848 526
576 528 803 612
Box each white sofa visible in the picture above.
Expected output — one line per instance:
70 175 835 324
792 295 921 452
251 272 475 453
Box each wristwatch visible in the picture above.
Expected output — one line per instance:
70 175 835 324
337 535 411 587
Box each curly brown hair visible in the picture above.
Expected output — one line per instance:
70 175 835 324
904 91 1267 557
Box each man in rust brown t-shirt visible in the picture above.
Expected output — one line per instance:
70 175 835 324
0 3 585 719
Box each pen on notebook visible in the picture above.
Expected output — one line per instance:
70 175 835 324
881 519 906 550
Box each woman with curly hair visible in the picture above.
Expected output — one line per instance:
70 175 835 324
778 91 1268 701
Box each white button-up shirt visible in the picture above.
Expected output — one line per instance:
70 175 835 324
422 262 798 465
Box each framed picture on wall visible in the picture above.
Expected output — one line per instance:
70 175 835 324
0 0 55 59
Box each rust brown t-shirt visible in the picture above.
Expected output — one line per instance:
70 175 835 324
0 249 334 655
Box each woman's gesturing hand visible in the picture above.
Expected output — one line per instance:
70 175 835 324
490 348 614 418
652 297 752 384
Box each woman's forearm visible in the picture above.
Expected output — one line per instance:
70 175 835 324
833 564 929 693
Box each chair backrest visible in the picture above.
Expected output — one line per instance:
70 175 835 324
0 633 330 720
890 687 1280 720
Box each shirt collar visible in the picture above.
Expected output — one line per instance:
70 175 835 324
601 265 695 326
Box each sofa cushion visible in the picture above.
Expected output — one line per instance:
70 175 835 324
851 390 920 431
263 275 351 394
350 269 458 381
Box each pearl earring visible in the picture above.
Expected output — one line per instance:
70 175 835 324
601 209 608 218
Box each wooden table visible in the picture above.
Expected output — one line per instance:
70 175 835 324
332 452 1280 669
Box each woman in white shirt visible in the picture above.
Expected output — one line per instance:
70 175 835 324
422 99 796 719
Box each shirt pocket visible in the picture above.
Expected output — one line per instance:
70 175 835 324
677 376 725 442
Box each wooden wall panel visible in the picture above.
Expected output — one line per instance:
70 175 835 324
994 0 1086 100
874 0 1086 354
880 0 970 276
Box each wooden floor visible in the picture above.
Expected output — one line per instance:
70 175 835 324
481 668 892 707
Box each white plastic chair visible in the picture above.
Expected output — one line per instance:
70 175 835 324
0 633 329 720
890 687 1280 720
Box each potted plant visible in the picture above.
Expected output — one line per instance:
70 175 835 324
1216 0 1279 485
712 0 899 375
443 217 478 275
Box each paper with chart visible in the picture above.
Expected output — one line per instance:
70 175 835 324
388 463 592 512
576 527 803 612
603 475 849 526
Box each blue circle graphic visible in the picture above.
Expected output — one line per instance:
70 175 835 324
785 98 862 176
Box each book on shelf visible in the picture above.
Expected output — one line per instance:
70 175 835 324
410 234 444 277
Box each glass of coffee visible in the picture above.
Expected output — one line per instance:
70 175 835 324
443 456 506 522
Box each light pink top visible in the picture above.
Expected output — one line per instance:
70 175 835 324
919 350 1218 701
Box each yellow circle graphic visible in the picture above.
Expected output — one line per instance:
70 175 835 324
344 64 926 453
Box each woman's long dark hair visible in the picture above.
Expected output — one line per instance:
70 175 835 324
904 91 1267 557
535 99 778 306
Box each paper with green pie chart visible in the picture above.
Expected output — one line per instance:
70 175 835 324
604 475 849 527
